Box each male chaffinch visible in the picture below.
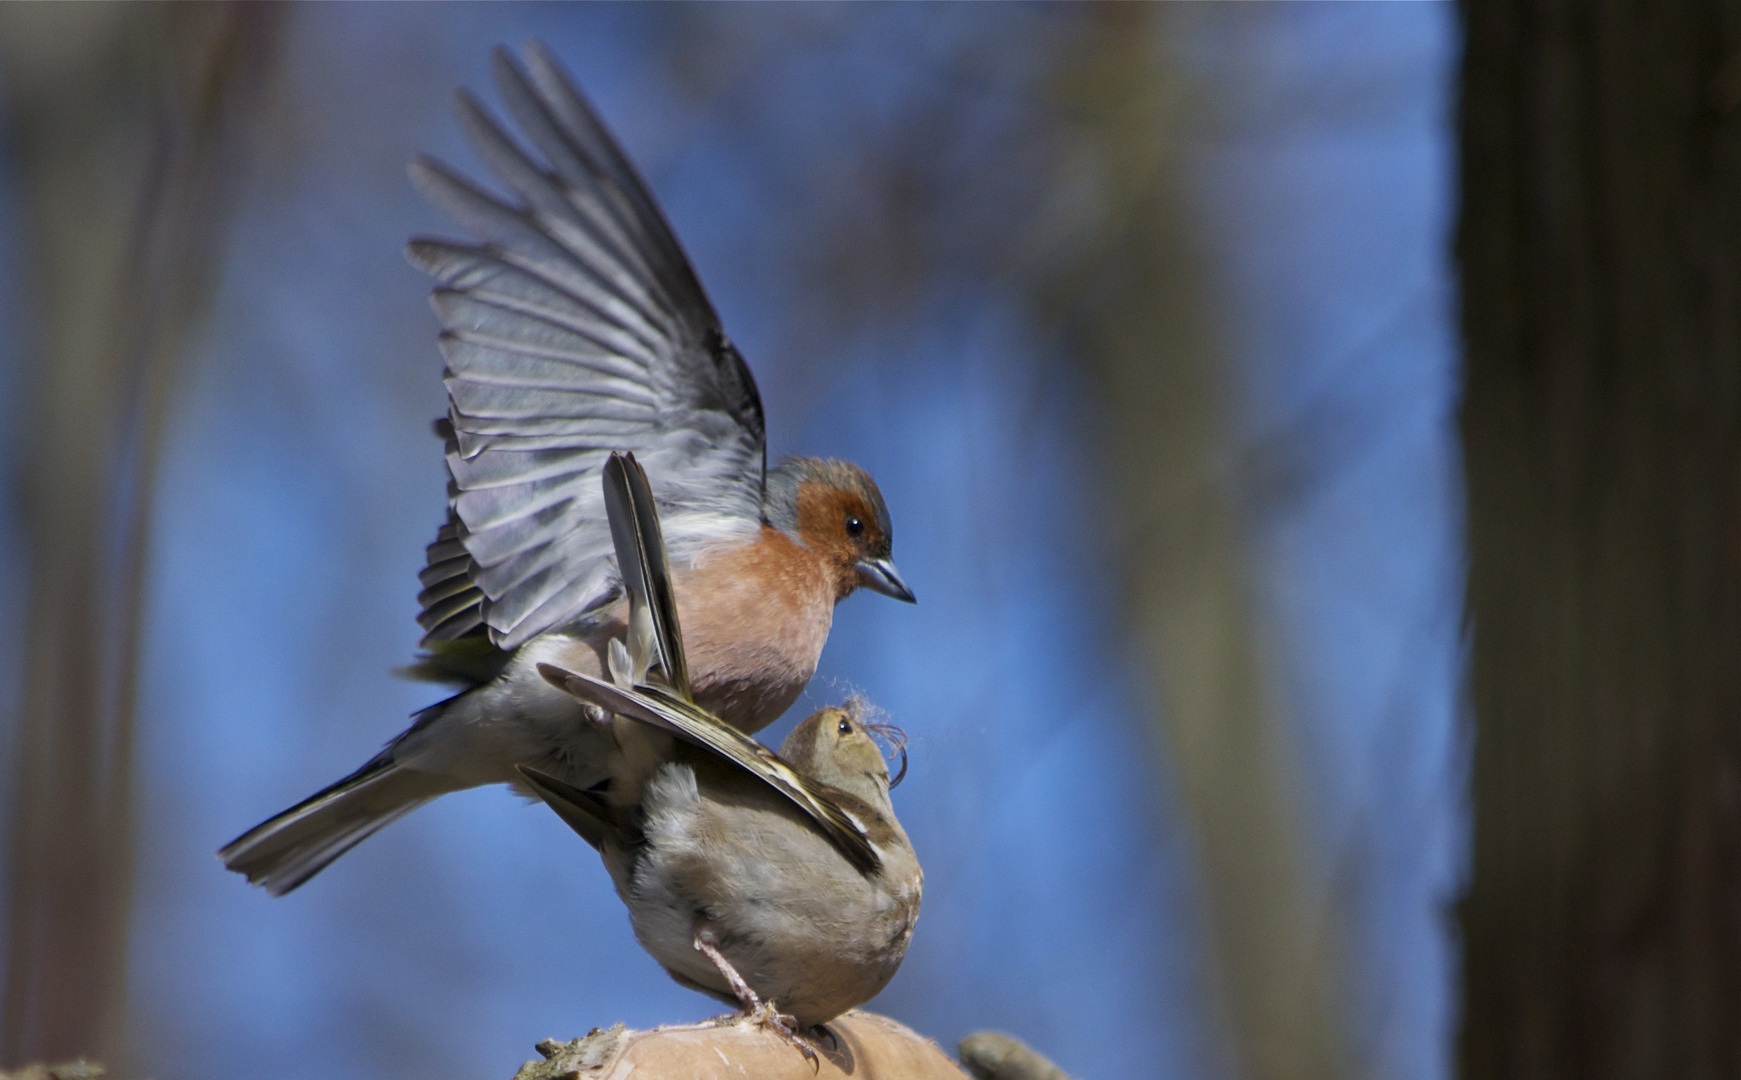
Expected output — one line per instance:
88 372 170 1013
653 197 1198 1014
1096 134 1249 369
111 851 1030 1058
523 453 921 1058
219 43 912 896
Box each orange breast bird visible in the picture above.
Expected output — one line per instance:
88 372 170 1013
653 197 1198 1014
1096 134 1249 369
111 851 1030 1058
219 42 914 897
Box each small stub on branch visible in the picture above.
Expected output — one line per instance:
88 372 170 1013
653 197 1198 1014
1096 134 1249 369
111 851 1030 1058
958 1032 1076 1080
513 1024 629 1080
512 1011 966 1080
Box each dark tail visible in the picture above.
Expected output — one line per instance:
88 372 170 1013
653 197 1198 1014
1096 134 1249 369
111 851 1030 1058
218 753 460 896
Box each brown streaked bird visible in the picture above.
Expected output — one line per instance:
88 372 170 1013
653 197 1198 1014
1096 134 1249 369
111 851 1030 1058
519 452 920 1056
521 700 920 1055
218 41 913 897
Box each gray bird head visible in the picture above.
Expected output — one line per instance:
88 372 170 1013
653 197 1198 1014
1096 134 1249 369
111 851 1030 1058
764 456 914 604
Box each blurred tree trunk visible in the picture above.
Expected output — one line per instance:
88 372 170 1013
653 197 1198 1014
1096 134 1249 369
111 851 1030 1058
1458 1 1741 1077
1049 8 1349 1080
0 4 281 1066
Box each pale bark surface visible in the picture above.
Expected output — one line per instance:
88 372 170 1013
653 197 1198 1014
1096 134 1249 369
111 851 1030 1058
1458 0 1741 1076
509 1013 967 1080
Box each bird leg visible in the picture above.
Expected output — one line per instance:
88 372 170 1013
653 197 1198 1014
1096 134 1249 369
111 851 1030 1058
693 933 818 1069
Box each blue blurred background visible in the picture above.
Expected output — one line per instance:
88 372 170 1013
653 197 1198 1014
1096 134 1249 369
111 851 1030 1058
0 5 1461 1080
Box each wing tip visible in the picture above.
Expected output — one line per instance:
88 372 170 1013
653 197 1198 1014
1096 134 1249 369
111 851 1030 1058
535 660 577 694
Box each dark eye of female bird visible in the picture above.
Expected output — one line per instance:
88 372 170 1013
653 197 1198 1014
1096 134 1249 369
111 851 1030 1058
845 516 864 538
837 718 853 735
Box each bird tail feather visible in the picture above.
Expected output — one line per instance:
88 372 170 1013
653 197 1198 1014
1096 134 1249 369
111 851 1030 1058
218 755 460 896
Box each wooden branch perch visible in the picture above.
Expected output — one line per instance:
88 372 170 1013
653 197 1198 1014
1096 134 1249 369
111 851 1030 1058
0 1015 1077 1080
512 1012 966 1080
509 1012 1078 1080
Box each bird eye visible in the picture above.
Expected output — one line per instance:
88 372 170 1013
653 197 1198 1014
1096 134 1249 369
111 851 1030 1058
844 516 865 538
837 718 853 735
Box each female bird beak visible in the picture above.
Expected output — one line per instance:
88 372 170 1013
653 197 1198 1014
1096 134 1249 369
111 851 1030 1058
855 558 916 603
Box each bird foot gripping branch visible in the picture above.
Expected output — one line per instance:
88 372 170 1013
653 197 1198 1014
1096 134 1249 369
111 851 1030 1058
724 1003 821 1069
693 933 819 1068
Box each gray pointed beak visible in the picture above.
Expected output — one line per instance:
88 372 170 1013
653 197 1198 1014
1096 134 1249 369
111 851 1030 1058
855 557 916 603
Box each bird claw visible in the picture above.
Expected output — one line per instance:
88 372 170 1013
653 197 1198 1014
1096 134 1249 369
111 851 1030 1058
693 932 819 1069
740 1001 820 1069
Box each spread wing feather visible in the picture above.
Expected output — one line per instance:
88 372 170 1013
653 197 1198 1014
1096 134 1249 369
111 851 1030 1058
417 512 485 641
410 41 766 652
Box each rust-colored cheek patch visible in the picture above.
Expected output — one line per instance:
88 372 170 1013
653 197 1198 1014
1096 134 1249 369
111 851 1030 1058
794 483 881 598
794 482 837 543
796 484 883 554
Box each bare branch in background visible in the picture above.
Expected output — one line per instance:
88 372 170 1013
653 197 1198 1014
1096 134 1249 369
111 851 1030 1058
0 2 283 1066
1038 9 1350 1080
656 7 1354 1077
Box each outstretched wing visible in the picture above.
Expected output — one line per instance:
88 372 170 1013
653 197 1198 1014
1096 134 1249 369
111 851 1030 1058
409 41 766 651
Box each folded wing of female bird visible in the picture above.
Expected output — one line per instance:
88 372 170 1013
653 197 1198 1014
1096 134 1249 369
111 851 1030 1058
219 43 912 897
